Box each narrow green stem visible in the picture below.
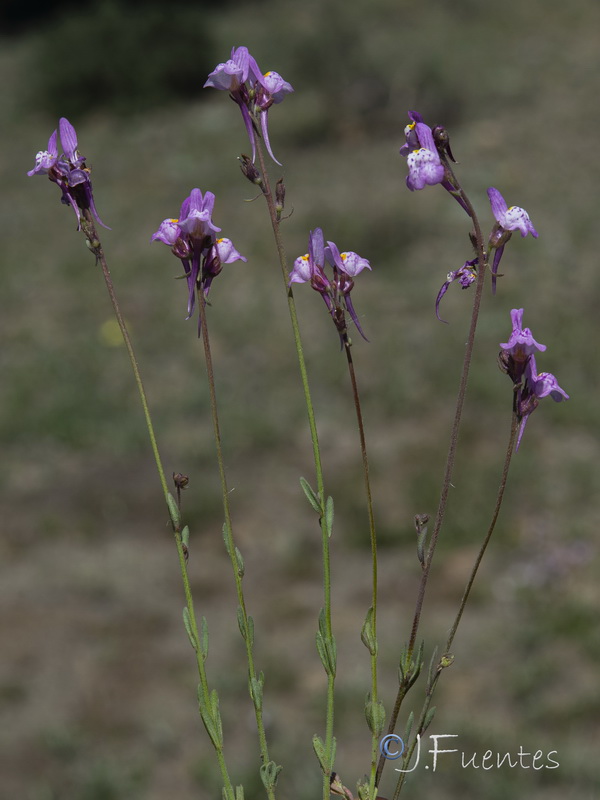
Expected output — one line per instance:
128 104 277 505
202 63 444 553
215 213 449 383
176 525 236 800
196 289 276 800
377 183 487 786
444 413 518 655
254 135 334 800
343 337 379 799
80 214 235 799
83 216 169 504
391 414 518 800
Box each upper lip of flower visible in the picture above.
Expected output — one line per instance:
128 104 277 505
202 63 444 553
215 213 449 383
204 46 293 166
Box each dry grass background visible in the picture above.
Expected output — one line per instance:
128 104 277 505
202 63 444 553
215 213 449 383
1 0 600 798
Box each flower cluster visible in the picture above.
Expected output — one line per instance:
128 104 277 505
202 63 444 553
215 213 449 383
500 309 568 449
204 46 293 165
27 117 107 230
152 189 246 330
289 228 371 342
399 112 539 313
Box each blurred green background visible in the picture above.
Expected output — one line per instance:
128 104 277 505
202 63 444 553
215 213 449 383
2 0 599 798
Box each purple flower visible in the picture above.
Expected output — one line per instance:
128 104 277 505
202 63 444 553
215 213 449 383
500 308 546 362
487 187 538 293
401 118 445 191
28 117 108 230
290 228 371 341
152 189 246 329
515 355 569 450
435 258 477 323
204 46 293 165
499 310 568 450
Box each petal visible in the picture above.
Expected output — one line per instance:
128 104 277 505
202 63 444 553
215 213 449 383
309 228 325 268
504 205 538 238
324 240 344 271
289 254 312 285
487 187 508 223
59 117 78 161
151 218 180 245
204 59 244 90
215 237 247 264
406 148 444 190
339 251 371 277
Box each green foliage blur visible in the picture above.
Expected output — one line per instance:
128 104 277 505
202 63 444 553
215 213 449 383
2 0 600 798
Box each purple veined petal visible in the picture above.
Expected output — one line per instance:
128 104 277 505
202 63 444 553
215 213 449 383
526 358 569 402
151 218 180 246
407 110 424 124
202 191 216 217
338 251 371 277
259 109 282 166
487 187 508 222
344 294 369 341
177 209 221 239
47 128 59 157
414 122 436 151
188 188 204 214
179 192 192 220
289 254 312 285
491 244 505 295
232 46 252 82
309 228 325 269
500 308 546 357
503 205 538 238
215 237 247 264
535 373 569 402
59 117 78 161
324 240 344 271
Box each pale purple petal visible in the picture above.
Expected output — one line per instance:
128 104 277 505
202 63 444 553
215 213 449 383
151 218 180 246
215 237 247 264
487 187 508 222
338 251 371 277
59 117 78 161
289 254 312 285
262 70 294 102
309 228 325 268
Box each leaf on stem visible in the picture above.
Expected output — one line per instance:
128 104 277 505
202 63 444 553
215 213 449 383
312 734 336 774
361 606 377 656
200 616 209 661
325 495 334 537
167 492 181 531
182 607 198 651
300 476 322 514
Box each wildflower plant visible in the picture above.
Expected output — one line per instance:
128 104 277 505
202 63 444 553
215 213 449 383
28 46 570 800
